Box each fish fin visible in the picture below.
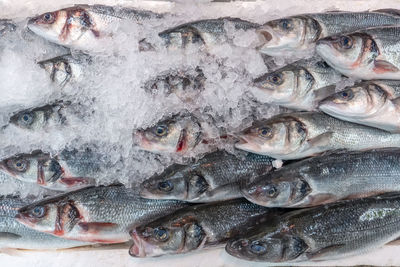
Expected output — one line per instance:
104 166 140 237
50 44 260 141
319 148 350 157
373 60 400 74
386 237 400 246
78 222 118 234
59 177 94 187
307 244 345 260
0 232 21 240
306 132 333 151
373 8 400 17
391 97 400 106
314 85 337 103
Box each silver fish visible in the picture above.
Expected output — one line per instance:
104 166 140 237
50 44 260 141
316 26 400 80
235 111 400 159
319 80 400 132
140 150 274 202
16 185 189 243
129 199 278 257
0 195 92 250
226 193 400 262
257 10 400 57
242 148 400 208
252 58 342 110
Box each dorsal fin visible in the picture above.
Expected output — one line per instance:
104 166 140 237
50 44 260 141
373 9 400 17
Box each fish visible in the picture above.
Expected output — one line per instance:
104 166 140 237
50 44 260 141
235 111 400 160
140 150 274 202
226 193 400 262
5 101 68 131
133 114 202 154
27 5 162 50
319 80 400 133
38 54 91 87
158 17 259 49
0 148 103 191
241 148 400 208
15 185 189 243
257 10 400 57
0 19 16 37
144 68 206 102
251 58 342 110
129 198 279 257
0 195 92 250
316 26 400 80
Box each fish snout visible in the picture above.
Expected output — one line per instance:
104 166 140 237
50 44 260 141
226 238 249 255
316 36 339 46
129 229 158 258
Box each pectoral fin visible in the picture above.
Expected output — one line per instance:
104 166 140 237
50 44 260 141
373 60 400 74
306 244 345 260
0 232 21 240
304 132 333 154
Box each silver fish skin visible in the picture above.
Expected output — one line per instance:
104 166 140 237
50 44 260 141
316 26 400 80
235 111 400 160
27 5 162 50
257 10 400 57
16 185 189 244
140 150 274 202
129 198 279 257
226 194 400 262
159 17 259 49
242 148 400 208
319 80 400 132
252 58 342 110
0 195 91 249
38 54 91 87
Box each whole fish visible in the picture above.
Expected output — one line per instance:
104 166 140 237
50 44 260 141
144 68 206 102
159 17 259 49
252 58 342 110
27 5 162 50
38 54 91 87
257 10 400 57
235 111 400 160
5 101 67 131
129 199 278 257
0 195 92 250
242 148 400 208
319 80 400 132
140 150 274 202
316 26 400 80
0 148 103 191
16 185 189 243
226 194 400 262
133 114 202 154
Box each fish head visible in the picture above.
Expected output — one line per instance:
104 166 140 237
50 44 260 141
38 57 73 86
316 33 377 74
235 117 307 159
257 16 320 56
133 115 202 154
242 175 311 207
0 151 63 184
130 216 204 257
28 7 94 46
16 197 81 236
226 233 307 262
319 82 388 118
9 105 58 130
140 166 209 201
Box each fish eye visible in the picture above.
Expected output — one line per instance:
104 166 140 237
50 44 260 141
154 124 168 137
266 185 278 198
267 73 283 85
339 90 354 100
250 242 267 255
19 113 34 126
279 19 292 30
8 159 29 172
154 227 169 242
339 36 353 49
258 127 273 138
31 206 46 218
158 180 174 192
41 12 55 23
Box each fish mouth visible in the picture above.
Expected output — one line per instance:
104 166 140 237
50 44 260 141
225 238 249 257
129 230 147 257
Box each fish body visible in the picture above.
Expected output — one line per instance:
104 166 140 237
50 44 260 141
16 185 188 244
316 26 400 80
226 194 400 262
27 5 161 50
133 114 202 154
38 54 91 87
130 198 278 257
257 10 400 57
319 80 400 132
0 148 103 191
159 17 259 49
235 111 400 159
140 150 274 202
0 195 91 249
252 58 342 110
242 148 400 208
